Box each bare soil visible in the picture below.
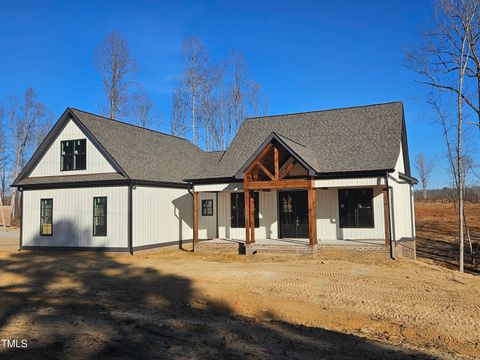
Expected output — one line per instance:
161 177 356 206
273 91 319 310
0 245 479 359
415 201 480 273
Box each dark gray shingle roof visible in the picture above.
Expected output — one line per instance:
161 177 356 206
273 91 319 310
71 109 207 183
14 101 408 187
191 102 406 180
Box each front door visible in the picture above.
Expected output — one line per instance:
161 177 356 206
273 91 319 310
278 191 309 238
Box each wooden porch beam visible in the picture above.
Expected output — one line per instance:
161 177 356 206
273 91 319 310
256 161 275 180
244 187 250 244
274 145 279 180
244 143 274 176
193 192 199 243
278 157 296 180
249 194 255 243
245 179 311 190
308 187 317 245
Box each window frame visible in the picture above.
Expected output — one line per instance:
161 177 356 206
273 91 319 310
338 188 375 229
93 197 107 237
231 192 259 228
60 139 87 171
40 198 53 236
201 199 214 216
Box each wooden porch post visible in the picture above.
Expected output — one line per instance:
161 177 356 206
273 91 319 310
250 194 255 243
193 191 199 243
244 188 250 244
308 185 317 246
383 187 391 246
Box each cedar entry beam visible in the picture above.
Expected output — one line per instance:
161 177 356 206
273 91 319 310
243 141 318 246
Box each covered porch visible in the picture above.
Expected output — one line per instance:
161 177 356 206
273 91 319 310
191 133 392 255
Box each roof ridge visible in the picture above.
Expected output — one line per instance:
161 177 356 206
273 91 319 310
245 101 403 121
275 132 308 148
69 107 201 147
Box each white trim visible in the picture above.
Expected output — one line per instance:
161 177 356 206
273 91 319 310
314 177 385 188
194 183 243 192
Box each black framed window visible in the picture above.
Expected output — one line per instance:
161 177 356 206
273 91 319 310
40 199 53 236
61 139 86 171
202 199 214 216
93 197 107 236
231 192 259 228
339 188 374 228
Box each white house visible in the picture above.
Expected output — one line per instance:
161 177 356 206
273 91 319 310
12 102 417 257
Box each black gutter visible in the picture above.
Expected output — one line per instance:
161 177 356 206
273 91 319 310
128 185 133 255
398 172 418 185
12 179 190 190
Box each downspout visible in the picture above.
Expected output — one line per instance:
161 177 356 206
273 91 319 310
19 187 23 251
385 172 394 259
216 191 219 239
128 184 133 255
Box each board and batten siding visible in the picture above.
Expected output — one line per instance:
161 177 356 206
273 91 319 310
22 186 128 248
316 187 385 241
215 190 278 240
197 192 217 239
30 118 116 177
389 141 415 240
132 186 193 247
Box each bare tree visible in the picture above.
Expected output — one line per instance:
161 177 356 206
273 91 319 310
9 88 45 221
0 106 7 206
216 62 232 150
414 153 436 199
132 92 153 128
182 36 209 145
407 0 479 272
95 32 136 119
230 51 247 133
171 36 267 150
171 83 188 137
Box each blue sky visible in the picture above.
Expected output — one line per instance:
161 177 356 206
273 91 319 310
0 0 473 188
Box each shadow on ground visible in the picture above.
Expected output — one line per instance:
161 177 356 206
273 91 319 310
0 250 438 360
416 225 480 275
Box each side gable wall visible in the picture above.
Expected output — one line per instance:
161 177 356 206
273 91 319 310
30 118 116 177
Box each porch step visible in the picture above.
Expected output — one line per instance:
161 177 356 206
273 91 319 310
246 243 315 256
194 241 243 255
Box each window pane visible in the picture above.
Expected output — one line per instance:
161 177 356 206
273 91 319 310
230 192 259 228
93 197 107 236
202 200 213 216
61 139 86 171
338 188 373 228
75 139 86 170
40 199 53 236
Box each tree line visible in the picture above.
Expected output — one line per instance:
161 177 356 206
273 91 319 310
0 32 266 222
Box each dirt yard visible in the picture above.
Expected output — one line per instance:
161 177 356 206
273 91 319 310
415 201 480 273
0 245 479 359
